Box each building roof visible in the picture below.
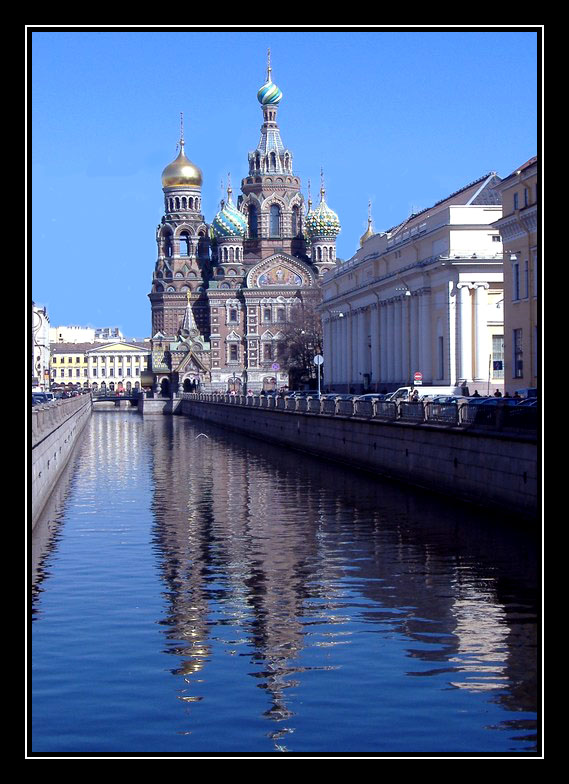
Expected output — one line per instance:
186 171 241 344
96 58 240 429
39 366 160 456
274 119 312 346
51 341 149 354
386 172 502 238
497 156 538 184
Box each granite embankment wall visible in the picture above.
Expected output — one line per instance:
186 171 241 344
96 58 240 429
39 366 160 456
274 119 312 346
179 397 538 520
31 395 92 528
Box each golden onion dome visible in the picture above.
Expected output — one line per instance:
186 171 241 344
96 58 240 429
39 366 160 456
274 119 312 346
359 202 374 247
360 218 374 247
161 140 203 189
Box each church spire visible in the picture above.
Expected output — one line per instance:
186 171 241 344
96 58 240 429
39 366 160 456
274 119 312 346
360 200 374 247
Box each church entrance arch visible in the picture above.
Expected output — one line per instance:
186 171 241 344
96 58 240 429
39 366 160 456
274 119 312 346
183 378 198 393
263 376 277 392
227 376 242 394
160 378 171 398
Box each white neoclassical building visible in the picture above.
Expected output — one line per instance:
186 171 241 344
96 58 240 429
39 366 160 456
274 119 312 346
320 174 506 395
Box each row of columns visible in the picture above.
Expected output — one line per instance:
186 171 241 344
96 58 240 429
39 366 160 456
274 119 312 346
323 283 490 390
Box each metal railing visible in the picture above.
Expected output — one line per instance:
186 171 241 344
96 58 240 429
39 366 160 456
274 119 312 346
181 393 538 435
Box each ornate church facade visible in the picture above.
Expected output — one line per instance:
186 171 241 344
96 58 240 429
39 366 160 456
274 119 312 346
148 55 340 395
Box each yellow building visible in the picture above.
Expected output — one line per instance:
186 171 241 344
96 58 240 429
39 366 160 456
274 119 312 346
50 341 151 392
492 157 538 392
50 342 91 388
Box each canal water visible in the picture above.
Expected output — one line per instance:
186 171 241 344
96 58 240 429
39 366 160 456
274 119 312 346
30 412 540 756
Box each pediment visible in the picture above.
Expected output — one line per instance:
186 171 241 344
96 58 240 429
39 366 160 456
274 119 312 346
246 253 315 289
177 350 208 373
88 342 147 354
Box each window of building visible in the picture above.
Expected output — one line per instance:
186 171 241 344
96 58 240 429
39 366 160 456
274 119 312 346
264 308 271 322
524 259 529 299
180 231 190 256
270 204 280 237
248 206 258 238
230 345 238 361
264 343 273 361
512 260 520 301
438 336 445 380
292 205 299 236
492 235 501 242
277 308 285 322
513 192 519 210
513 328 523 378
492 335 504 379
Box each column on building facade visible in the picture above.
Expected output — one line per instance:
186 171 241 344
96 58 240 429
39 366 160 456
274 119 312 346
401 295 410 385
358 308 367 387
447 283 457 385
347 308 353 390
371 301 381 390
420 288 432 383
409 293 419 379
393 298 402 383
323 317 333 388
380 301 388 383
458 283 473 382
387 300 395 382
473 283 490 381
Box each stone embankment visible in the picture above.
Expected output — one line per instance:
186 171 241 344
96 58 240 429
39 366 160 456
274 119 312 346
180 394 538 521
30 395 92 528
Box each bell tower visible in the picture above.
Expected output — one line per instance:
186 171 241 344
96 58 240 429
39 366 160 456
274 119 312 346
239 50 307 262
149 114 211 340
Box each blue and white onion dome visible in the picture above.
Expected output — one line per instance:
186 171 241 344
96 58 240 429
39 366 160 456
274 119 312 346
211 192 247 239
257 77 283 105
305 193 341 238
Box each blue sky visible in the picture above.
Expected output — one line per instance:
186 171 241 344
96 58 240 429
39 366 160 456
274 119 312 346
30 28 540 339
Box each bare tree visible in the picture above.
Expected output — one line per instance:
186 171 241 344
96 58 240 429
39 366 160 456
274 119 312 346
278 293 323 388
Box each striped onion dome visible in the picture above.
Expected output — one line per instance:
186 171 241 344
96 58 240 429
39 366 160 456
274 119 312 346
211 192 247 239
305 193 341 238
257 78 283 105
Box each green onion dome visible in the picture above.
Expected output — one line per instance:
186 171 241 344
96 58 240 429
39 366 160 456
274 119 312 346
211 193 247 239
305 194 341 238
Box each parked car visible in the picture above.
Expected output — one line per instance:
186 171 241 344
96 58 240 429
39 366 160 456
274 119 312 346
428 395 467 405
356 393 389 401
480 397 519 406
516 398 538 407
32 391 52 405
514 387 538 399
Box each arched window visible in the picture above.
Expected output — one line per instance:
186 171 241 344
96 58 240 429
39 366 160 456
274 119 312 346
182 197 187 209
249 206 258 238
270 205 280 237
179 231 190 256
164 233 173 257
292 206 299 236
270 151 277 170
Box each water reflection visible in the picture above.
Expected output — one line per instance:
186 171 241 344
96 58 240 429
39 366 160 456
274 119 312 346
31 412 539 754
144 415 538 751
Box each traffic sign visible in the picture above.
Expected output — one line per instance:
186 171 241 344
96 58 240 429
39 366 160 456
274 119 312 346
313 355 324 366
413 371 423 385
271 363 280 371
